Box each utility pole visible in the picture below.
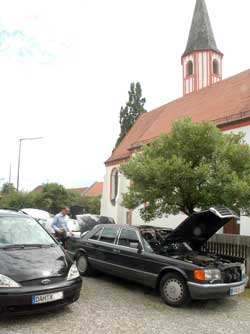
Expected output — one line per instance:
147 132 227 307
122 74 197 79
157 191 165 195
16 137 43 191
9 163 11 184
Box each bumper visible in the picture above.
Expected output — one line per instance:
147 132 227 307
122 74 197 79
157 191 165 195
0 277 82 316
187 276 249 300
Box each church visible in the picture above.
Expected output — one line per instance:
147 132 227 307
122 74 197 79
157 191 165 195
101 0 250 235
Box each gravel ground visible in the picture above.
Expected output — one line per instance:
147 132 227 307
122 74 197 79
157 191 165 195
1 274 250 334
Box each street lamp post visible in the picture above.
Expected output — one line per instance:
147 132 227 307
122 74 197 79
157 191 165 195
16 137 43 191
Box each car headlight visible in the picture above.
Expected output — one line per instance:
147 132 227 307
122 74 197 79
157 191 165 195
241 263 246 277
67 264 80 281
194 269 221 281
0 274 21 288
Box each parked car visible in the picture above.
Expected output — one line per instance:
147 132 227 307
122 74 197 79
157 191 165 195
21 208 81 238
0 210 82 316
20 208 54 234
76 214 115 236
66 206 248 307
20 208 51 224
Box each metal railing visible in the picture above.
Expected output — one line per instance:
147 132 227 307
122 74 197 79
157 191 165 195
213 110 250 127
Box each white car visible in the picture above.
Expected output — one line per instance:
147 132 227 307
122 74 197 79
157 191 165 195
20 208 54 234
21 208 81 237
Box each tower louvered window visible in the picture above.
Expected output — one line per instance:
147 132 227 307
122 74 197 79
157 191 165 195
187 61 193 76
213 59 219 75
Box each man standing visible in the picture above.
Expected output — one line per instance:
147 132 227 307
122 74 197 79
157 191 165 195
52 207 71 242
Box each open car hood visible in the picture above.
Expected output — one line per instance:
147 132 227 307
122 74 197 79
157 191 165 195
166 207 239 249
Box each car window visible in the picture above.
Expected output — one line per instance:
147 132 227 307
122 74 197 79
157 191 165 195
99 227 119 244
141 237 153 253
89 228 103 240
118 229 140 248
0 216 55 247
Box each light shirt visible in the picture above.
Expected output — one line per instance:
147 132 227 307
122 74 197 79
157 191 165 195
51 213 69 232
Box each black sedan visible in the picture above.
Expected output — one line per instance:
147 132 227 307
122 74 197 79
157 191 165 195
66 207 248 307
0 210 82 316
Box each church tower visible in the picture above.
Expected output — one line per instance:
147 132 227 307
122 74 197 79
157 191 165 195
182 0 223 95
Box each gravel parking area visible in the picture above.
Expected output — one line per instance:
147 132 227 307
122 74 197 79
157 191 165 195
1 274 250 334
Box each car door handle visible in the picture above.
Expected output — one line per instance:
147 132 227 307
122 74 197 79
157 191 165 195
113 249 120 253
85 242 92 247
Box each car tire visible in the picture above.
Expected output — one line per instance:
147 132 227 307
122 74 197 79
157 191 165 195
76 253 92 276
159 272 190 307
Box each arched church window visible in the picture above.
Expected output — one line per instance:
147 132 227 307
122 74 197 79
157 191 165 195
110 168 119 205
186 61 193 76
213 59 219 75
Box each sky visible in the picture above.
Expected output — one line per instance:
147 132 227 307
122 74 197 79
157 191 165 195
0 0 249 191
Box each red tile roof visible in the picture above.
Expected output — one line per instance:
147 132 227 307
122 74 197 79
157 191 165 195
32 185 44 193
106 70 250 165
84 182 103 197
67 187 89 195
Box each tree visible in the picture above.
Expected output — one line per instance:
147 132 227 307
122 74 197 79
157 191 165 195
116 82 147 147
37 183 70 214
0 191 34 210
1 182 16 194
84 196 101 215
120 118 250 220
0 182 101 215
66 191 101 215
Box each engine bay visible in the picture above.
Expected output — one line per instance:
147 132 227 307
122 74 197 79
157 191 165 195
140 226 242 268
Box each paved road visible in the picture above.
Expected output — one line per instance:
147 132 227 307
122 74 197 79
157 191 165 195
1 274 250 334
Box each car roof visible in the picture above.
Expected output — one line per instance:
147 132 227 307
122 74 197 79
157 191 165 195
0 209 28 217
96 224 137 229
20 208 51 219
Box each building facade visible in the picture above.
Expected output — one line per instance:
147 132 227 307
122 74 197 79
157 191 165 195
101 0 250 235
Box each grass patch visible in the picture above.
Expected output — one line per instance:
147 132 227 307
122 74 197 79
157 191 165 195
235 287 250 298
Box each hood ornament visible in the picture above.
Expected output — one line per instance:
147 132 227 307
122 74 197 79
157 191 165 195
41 279 51 285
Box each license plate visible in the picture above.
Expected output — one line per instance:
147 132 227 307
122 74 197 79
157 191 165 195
32 291 64 304
229 284 245 296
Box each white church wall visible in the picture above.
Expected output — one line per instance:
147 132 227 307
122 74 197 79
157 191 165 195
101 164 131 225
101 167 187 229
225 124 250 143
239 216 250 236
223 125 250 235
132 206 187 229
116 170 131 225
101 165 116 220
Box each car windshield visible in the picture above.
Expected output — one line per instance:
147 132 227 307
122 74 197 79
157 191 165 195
0 216 56 248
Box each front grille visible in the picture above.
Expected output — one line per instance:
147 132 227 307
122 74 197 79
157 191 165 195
21 277 65 287
222 267 242 283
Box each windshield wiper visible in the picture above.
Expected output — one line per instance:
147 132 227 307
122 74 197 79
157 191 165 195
23 243 57 248
0 244 26 250
0 243 56 250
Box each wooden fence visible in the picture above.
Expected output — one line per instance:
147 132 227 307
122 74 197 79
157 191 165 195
203 234 250 286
